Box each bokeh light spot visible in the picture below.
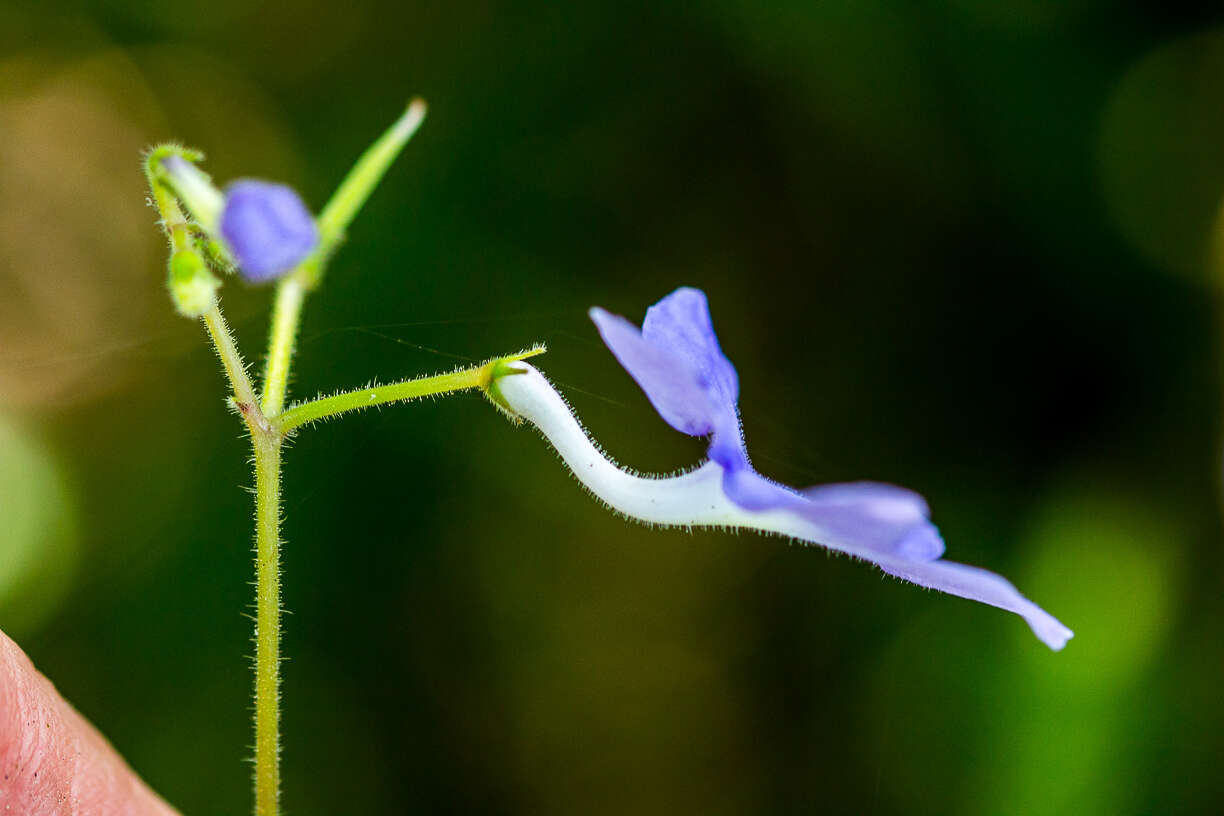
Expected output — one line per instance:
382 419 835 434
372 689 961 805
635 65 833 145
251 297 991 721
0 49 169 406
976 482 1184 816
0 414 79 637
1016 483 1181 687
1099 28 1224 281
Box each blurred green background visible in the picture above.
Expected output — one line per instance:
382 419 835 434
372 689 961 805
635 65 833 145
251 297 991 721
2 0 1222 813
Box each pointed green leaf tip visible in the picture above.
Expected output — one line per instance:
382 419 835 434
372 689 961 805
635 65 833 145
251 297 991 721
482 345 546 419
301 98 429 288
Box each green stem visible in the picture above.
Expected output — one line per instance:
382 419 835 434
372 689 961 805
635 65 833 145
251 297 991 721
252 435 283 816
261 277 307 417
257 101 428 416
150 181 187 246
198 299 281 816
273 346 546 434
201 304 259 411
274 366 487 434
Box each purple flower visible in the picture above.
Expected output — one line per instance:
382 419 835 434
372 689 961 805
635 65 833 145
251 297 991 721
588 287 1072 650
219 181 319 283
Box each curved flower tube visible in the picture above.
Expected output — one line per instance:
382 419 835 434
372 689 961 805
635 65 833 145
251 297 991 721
493 288 1072 650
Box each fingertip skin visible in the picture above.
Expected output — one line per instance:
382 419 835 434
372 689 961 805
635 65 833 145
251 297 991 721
0 630 178 815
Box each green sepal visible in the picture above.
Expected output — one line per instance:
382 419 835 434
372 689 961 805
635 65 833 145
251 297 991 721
168 247 220 318
482 345 546 420
193 231 235 274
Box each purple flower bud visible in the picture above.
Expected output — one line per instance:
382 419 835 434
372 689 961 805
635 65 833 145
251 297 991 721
219 180 319 283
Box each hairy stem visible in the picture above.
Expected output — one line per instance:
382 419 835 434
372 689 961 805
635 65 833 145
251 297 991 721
271 347 544 434
261 277 307 417
257 101 428 417
252 435 283 816
274 366 487 434
198 300 282 815
201 304 259 411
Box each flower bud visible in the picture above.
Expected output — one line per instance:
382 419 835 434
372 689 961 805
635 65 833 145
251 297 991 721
219 181 320 283
160 155 224 232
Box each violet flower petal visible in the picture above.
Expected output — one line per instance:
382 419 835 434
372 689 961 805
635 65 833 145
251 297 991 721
871 556 1074 650
589 306 722 436
640 287 740 414
594 288 756 480
576 286 1071 648
798 482 946 561
219 180 319 283
593 289 945 560
721 467 796 511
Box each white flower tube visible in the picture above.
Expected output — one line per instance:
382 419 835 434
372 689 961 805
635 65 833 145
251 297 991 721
494 362 1073 651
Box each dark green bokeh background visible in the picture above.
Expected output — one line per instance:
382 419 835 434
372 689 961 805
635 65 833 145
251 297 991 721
2 0 1223 813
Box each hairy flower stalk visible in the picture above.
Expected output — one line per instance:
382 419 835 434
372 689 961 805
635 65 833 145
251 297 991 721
145 101 434 816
